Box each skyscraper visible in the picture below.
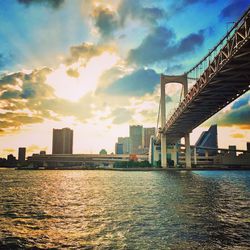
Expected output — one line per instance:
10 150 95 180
18 147 26 162
129 125 143 154
52 128 73 154
144 127 156 149
118 137 131 154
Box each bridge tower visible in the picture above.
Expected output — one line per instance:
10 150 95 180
160 74 191 168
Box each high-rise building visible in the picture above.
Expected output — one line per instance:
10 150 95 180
129 125 143 154
115 143 123 154
195 125 218 155
144 127 156 149
118 137 131 154
52 128 73 154
18 147 26 162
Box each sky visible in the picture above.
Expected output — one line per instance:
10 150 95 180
0 0 250 157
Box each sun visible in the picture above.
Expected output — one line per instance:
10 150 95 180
46 52 119 101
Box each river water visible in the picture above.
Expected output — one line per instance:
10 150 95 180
0 169 249 249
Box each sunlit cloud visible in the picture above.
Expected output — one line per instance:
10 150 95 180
46 52 119 101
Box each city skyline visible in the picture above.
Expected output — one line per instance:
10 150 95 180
0 0 250 157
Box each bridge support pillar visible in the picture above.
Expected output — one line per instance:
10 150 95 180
185 133 191 168
171 144 178 167
194 147 197 165
160 75 167 168
161 134 167 168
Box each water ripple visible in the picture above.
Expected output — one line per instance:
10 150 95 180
0 169 250 249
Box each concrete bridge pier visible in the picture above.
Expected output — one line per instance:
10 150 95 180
161 134 167 168
172 144 178 167
185 133 192 168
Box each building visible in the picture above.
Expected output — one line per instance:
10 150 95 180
118 137 130 154
129 125 143 154
229 145 237 157
52 128 73 154
115 143 123 154
195 124 218 155
18 147 26 162
144 128 156 149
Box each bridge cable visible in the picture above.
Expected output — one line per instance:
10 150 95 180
156 96 161 135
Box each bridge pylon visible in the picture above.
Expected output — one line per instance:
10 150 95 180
160 74 191 168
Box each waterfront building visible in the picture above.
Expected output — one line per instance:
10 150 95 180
144 127 156 149
18 147 26 162
118 137 131 154
7 154 16 161
247 142 250 152
229 145 237 156
195 125 218 155
52 128 73 154
129 125 143 154
115 143 123 154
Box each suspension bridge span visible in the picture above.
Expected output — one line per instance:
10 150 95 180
157 7 250 168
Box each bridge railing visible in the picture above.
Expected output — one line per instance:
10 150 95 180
187 6 250 80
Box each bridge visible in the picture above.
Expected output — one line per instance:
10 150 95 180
156 7 250 168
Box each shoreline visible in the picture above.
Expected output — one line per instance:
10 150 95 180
1 166 249 171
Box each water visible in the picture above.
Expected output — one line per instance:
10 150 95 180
0 169 250 249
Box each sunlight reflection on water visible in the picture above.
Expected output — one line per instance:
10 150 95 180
0 169 250 249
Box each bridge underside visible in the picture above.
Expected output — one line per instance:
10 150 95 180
165 39 250 144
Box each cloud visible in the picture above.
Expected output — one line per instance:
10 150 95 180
208 105 250 129
164 64 184 75
0 112 44 129
17 0 64 9
27 144 47 154
3 148 16 153
65 42 115 65
92 7 118 38
128 26 204 65
66 68 79 78
231 133 245 138
118 0 166 25
111 108 134 124
219 0 249 20
103 68 159 96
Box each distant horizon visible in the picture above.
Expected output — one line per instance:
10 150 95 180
0 0 249 158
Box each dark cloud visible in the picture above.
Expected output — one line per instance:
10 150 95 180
17 0 64 9
207 92 250 129
128 27 204 65
65 42 113 65
218 106 250 128
172 0 217 12
119 0 166 25
1 90 20 99
164 64 184 75
93 7 118 38
103 68 159 96
219 0 250 20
